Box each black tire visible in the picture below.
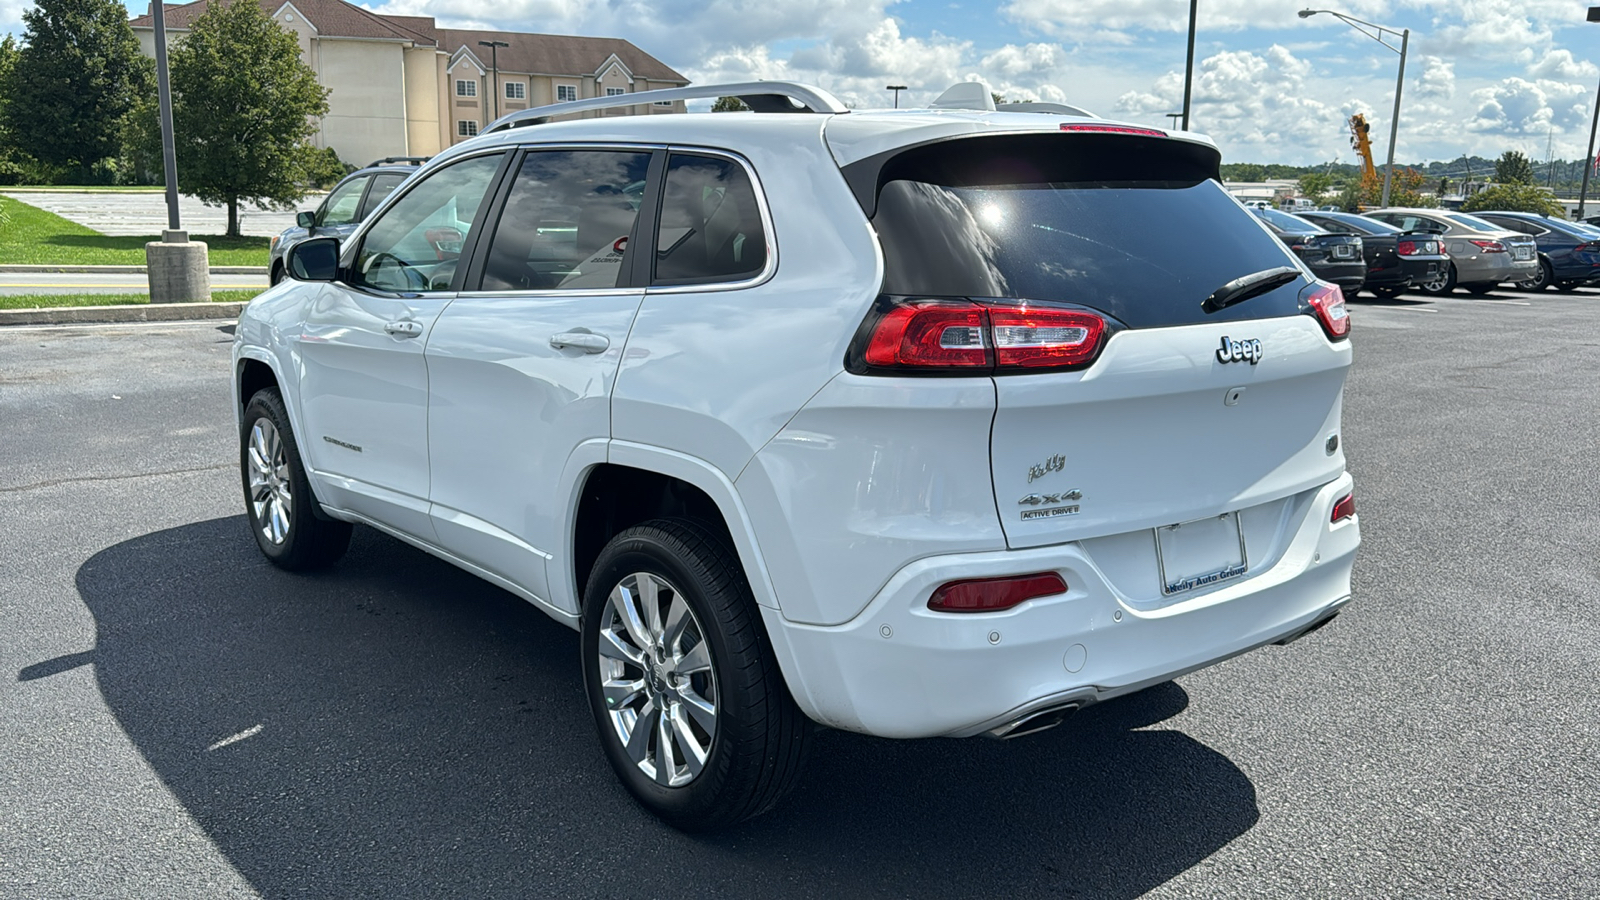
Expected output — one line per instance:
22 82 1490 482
1369 285 1406 299
1417 263 1456 296
1514 258 1553 292
1557 281 1581 293
240 388 352 570
1464 283 1496 296
581 518 810 831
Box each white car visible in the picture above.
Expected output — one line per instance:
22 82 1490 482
234 82 1359 830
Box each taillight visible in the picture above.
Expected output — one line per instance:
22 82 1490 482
928 572 1067 613
1059 124 1166 137
1468 239 1506 253
1331 492 1355 523
853 297 1110 374
1302 281 1349 341
1397 239 1418 256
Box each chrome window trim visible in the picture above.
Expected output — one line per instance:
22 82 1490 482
646 145 778 295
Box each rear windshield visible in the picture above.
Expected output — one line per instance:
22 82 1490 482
1255 208 1325 233
871 176 1305 328
1327 213 1401 235
1444 212 1504 231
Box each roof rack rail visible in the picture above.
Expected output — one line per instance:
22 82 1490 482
484 81 849 134
367 156 430 167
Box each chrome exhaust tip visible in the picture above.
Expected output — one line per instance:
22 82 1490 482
986 701 1083 739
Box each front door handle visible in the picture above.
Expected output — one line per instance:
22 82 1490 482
549 331 610 354
384 320 423 338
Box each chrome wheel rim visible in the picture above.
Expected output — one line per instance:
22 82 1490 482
247 419 293 545
597 572 718 788
1421 272 1449 292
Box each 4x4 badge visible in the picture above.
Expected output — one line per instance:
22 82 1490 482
1019 490 1082 505
1217 336 1262 365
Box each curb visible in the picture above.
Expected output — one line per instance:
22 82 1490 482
0 264 267 275
0 301 246 327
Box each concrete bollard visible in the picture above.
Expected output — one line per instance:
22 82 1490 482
145 230 211 303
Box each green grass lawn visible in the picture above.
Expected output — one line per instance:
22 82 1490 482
2 185 166 192
0 195 270 267
0 289 264 311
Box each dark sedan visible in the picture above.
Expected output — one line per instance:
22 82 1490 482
1295 210 1451 298
1472 211 1600 292
1251 208 1365 292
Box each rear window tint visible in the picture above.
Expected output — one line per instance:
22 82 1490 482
1255 208 1324 232
871 176 1305 329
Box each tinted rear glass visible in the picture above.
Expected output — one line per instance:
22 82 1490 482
1325 213 1400 234
1444 212 1504 231
1255 208 1325 233
872 176 1305 328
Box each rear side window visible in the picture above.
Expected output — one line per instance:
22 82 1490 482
866 141 1304 328
653 153 767 285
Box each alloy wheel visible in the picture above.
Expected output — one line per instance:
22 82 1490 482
246 419 293 545
597 572 719 788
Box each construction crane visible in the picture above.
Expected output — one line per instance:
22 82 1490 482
1349 114 1378 183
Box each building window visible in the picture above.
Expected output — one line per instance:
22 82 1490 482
606 87 627 97
557 84 577 102
505 82 525 100
458 120 478 137
456 79 477 98
654 100 673 107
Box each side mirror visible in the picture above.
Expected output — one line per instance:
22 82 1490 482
287 237 340 282
296 211 316 229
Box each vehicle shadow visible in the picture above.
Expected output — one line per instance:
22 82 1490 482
68 517 1258 899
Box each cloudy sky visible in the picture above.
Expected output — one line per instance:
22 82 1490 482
6 0 1596 164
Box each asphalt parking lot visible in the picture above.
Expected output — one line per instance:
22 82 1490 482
2 287 1597 898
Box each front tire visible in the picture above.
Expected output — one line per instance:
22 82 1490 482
1417 263 1456 296
240 388 352 570
581 518 810 831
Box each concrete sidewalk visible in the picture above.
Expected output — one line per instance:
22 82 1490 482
0 301 247 326
0 264 267 275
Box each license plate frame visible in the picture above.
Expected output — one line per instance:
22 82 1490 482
1333 245 1355 259
1513 247 1533 261
1155 512 1249 596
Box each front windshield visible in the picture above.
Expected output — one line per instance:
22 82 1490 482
1255 208 1326 233
1444 212 1506 231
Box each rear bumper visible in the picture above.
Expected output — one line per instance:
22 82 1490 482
1459 253 1539 285
763 475 1359 738
1310 260 1367 290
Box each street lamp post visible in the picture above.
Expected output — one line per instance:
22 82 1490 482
1181 0 1197 130
1299 8 1409 207
1166 112 1184 130
1576 7 1600 219
886 84 907 108
478 40 509 120
150 1 179 231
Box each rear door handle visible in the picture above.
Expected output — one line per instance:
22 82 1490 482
549 332 610 354
384 320 423 338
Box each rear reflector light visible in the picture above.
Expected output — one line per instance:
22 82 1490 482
1059 124 1167 137
1302 281 1350 340
1332 493 1355 522
855 298 1109 373
928 572 1067 613
1468 239 1506 253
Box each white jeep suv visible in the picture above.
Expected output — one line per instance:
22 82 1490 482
234 82 1359 830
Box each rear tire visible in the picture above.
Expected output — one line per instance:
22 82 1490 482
1514 259 1553 292
1417 263 1456 296
1370 285 1406 299
240 388 352 570
1465 283 1496 296
581 518 810 831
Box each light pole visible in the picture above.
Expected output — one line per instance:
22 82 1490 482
478 40 509 120
1181 0 1197 129
1166 112 1184 130
1299 8 1409 207
1576 6 1600 219
886 84 907 108
150 1 179 231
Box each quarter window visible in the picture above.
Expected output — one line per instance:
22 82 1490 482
352 153 504 293
458 120 478 137
456 79 477 97
506 81 525 100
317 175 371 227
476 150 651 291
653 153 767 285
557 84 577 102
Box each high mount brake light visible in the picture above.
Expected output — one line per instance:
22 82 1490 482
1302 281 1350 341
1468 239 1507 253
1059 124 1168 137
855 299 1109 373
928 572 1067 613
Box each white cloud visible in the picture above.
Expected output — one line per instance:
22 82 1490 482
1416 56 1455 100
1470 76 1591 135
1528 48 1598 81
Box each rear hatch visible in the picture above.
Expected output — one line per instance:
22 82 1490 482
854 129 1351 569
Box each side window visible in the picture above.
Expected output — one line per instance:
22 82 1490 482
1416 217 1447 234
476 149 650 291
358 173 407 220
653 153 768 285
318 176 371 227
352 153 504 293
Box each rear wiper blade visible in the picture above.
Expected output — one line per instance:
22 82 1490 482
1201 266 1301 314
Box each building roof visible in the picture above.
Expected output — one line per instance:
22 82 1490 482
130 0 688 84
442 29 686 83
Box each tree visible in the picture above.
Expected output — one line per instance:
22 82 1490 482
4 0 151 177
1461 183 1564 217
1298 172 1333 203
1494 150 1536 186
0 34 23 184
167 0 329 236
711 96 749 112
1334 168 1437 211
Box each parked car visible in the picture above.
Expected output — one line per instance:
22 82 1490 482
268 157 427 284
1364 208 1539 295
1295 209 1450 298
239 81 1359 829
1251 208 1366 292
1471 211 1600 292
